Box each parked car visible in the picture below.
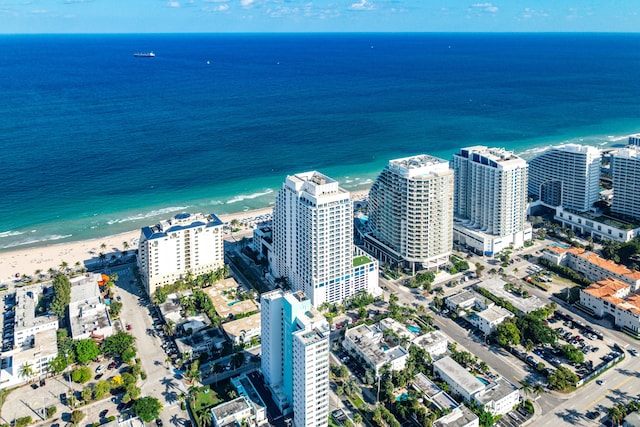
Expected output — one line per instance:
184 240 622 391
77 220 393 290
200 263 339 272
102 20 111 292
95 364 106 374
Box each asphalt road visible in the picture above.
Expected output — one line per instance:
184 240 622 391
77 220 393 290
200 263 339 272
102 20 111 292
111 264 190 427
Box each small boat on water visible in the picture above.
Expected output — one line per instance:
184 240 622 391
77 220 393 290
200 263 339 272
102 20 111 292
133 52 155 58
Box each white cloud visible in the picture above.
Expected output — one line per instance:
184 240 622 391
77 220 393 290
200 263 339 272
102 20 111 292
470 2 498 13
202 3 229 11
241 0 254 8
167 1 180 7
349 0 374 11
520 7 548 20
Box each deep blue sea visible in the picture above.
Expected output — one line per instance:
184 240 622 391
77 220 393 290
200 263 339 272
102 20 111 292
1 33 640 250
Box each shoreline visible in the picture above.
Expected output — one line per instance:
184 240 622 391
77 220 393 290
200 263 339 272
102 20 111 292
0 189 370 284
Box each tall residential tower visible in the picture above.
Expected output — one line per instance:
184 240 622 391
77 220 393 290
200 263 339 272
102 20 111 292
261 290 330 427
452 146 530 256
137 213 224 296
366 154 454 270
271 171 379 306
611 146 640 220
528 144 601 212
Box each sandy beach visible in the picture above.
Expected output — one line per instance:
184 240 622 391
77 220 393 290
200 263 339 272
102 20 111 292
0 189 369 284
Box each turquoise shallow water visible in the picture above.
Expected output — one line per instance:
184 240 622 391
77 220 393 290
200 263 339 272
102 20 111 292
1 33 639 250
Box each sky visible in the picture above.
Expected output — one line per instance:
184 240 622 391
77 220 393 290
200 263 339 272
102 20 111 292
1 0 638 34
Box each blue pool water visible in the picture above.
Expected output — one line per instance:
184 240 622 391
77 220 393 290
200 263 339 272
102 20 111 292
396 392 409 402
477 377 490 386
548 242 570 249
227 300 241 307
381 345 389 351
407 326 421 333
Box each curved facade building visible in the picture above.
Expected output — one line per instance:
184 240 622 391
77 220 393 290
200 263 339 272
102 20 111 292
528 144 601 212
366 155 454 270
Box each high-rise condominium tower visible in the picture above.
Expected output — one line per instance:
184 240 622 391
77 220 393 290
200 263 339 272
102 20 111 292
271 171 379 306
452 146 529 255
366 154 454 270
261 290 329 427
137 213 224 296
528 144 601 212
611 146 640 220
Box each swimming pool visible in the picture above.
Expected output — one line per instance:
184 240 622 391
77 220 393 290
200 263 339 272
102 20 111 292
548 242 570 249
477 377 490 386
396 392 409 402
407 325 421 333
227 300 241 307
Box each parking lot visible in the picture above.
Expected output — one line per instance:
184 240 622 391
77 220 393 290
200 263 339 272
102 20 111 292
514 311 623 384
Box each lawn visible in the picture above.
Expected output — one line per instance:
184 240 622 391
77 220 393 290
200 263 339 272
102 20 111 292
353 255 372 267
189 380 236 427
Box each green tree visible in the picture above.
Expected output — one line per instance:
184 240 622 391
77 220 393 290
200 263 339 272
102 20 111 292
109 300 123 317
70 410 85 425
46 406 57 419
81 386 93 402
132 396 163 422
71 366 92 383
75 338 100 365
493 320 521 347
93 380 111 400
102 331 136 358
50 273 71 319
18 362 34 381
608 403 627 426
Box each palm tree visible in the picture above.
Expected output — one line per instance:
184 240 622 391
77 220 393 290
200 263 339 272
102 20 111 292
608 403 627 426
34 269 42 279
533 383 545 397
520 380 532 397
98 252 106 267
100 242 107 251
59 261 69 272
19 362 34 381
122 241 129 255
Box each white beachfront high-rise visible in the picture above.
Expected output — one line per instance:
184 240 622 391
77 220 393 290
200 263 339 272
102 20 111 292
366 154 454 270
137 213 224 296
528 144 601 212
452 146 530 256
271 171 379 306
261 290 330 427
611 146 640 220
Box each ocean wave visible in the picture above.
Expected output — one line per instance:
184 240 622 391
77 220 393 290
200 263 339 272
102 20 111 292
354 179 373 187
106 206 190 225
0 230 25 239
226 189 274 204
0 234 72 249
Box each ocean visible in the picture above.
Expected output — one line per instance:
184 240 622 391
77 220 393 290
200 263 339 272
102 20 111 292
1 33 639 250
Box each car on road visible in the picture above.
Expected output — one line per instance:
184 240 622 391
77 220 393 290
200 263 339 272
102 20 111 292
100 409 109 418
596 379 606 385
126 324 132 330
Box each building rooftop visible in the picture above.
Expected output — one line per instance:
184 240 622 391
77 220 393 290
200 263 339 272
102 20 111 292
211 396 252 423
175 327 226 356
14 284 58 333
379 317 415 341
293 327 328 346
69 298 112 339
433 405 479 427
346 323 408 368
412 330 448 350
221 313 261 339
434 356 485 397
231 374 266 416
412 373 458 411
141 212 223 240
478 277 546 314
203 278 258 319
69 273 102 303
14 328 58 363
583 278 630 298
388 155 451 178
473 377 519 406
548 246 640 281
624 411 640 427
476 305 513 323
457 146 526 170
446 290 483 309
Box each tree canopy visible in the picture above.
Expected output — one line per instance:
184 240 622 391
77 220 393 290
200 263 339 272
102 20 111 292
50 273 71 319
75 339 100 365
101 331 135 358
132 396 163 422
